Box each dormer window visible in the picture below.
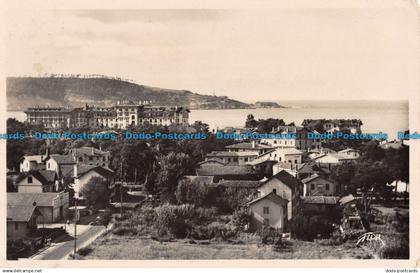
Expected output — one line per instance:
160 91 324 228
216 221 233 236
27 176 33 184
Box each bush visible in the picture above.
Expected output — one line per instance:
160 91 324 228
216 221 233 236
77 246 93 256
154 203 216 238
257 226 281 245
188 221 237 240
291 214 335 241
176 177 217 207
232 207 251 231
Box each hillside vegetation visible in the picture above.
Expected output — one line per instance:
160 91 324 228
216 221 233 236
7 76 251 110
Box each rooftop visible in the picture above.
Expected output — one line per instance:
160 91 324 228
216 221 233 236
206 151 259 157
248 192 289 206
225 142 272 150
7 205 39 222
303 196 340 205
8 192 62 207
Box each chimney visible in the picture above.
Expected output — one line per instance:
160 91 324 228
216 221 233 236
252 140 256 148
91 147 94 155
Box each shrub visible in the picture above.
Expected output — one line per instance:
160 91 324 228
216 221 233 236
154 203 216 238
176 177 217 207
257 226 281 245
232 206 251 231
188 221 237 240
77 246 93 256
291 214 335 241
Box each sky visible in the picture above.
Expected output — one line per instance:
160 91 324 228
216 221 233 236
2 6 418 102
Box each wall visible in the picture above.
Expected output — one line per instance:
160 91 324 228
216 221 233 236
17 176 43 193
250 199 286 231
258 178 293 220
7 222 30 241
305 177 336 196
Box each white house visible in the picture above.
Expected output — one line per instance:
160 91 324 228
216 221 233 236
20 155 45 172
15 170 58 193
337 148 360 160
301 173 338 196
248 192 289 232
70 147 111 168
257 170 302 221
45 154 76 179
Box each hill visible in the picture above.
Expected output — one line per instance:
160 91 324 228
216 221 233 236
6 76 251 110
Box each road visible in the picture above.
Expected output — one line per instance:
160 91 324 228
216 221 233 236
31 224 106 260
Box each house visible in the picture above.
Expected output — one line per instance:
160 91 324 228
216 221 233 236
205 151 259 166
314 150 358 166
272 161 316 178
196 159 226 167
195 164 261 182
70 147 111 167
256 170 302 221
302 196 340 214
379 140 404 150
323 121 340 133
261 126 322 150
337 148 360 160
15 170 58 193
45 154 76 179
20 155 46 172
7 205 41 241
73 165 115 199
301 173 338 196
302 119 362 134
248 192 289 232
225 142 273 155
8 192 69 224
255 147 303 167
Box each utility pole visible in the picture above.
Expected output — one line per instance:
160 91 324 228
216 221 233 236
120 185 123 217
73 197 77 258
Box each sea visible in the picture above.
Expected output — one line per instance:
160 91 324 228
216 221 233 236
7 100 408 141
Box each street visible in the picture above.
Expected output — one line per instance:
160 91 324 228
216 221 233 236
31 224 106 260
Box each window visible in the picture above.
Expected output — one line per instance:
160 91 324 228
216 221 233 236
27 176 33 184
244 158 248 162
326 184 330 191
272 189 277 194
310 184 315 190
294 160 298 163
263 207 269 214
15 222 18 230
78 157 83 162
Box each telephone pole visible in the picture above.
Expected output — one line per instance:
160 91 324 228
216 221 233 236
73 197 77 258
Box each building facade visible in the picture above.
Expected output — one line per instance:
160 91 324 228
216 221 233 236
25 101 190 129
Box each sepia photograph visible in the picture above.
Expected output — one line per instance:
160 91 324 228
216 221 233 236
1 0 419 269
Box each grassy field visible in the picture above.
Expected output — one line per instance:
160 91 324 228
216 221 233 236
75 234 373 260
73 203 408 260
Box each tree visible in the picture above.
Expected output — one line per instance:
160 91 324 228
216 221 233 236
155 152 192 203
80 176 110 209
350 161 391 213
329 162 356 194
245 114 258 129
257 118 285 133
175 176 216 207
